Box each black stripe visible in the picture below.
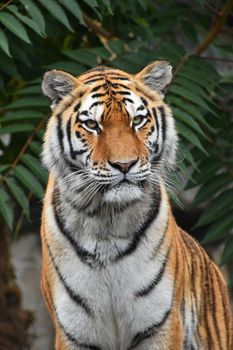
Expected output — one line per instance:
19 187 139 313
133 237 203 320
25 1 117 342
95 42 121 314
80 110 89 116
107 72 125 77
74 102 81 112
44 269 100 350
90 101 104 109
90 83 107 92
152 107 159 131
214 268 230 349
141 97 148 106
152 106 167 162
111 83 130 90
66 118 88 157
57 314 101 350
116 90 131 95
84 77 105 84
55 116 81 171
209 267 223 350
83 73 105 81
135 245 170 297
92 92 108 98
158 106 167 143
52 189 99 268
109 76 129 81
114 188 161 261
137 105 145 111
202 254 212 349
45 237 94 317
66 118 75 159
57 114 64 153
122 97 134 104
128 309 170 349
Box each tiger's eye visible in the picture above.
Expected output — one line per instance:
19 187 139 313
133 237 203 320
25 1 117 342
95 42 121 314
85 120 98 129
133 115 144 126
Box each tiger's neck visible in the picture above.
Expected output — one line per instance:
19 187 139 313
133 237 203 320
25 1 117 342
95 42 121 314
48 174 171 267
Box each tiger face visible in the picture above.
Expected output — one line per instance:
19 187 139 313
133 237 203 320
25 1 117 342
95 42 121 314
42 62 177 204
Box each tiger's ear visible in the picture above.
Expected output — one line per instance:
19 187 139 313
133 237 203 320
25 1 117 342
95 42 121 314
135 61 172 96
42 70 77 109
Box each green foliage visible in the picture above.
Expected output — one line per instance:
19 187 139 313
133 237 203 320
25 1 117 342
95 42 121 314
0 0 233 285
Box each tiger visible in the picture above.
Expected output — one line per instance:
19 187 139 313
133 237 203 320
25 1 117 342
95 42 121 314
40 61 233 350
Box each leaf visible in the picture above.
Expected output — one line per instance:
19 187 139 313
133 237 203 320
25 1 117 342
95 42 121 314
187 159 221 188
14 165 44 199
101 0 113 14
4 96 49 109
17 85 42 95
168 96 216 133
176 122 208 155
62 49 97 67
7 5 44 37
38 0 73 32
0 124 34 134
82 0 98 7
0 165 9 173
173 107 210 141
20 0 46 36
37 129 45 139
181 20 198 44
169 85 216 115
0 28 12 57
221 237 233 265
201 212 233 244
229 272 233 289
192 173 232 206
0 188 14 230
0 51 19 78
90 47 111 60
0 12 31 44
6 177 30 219
10 39 30 66
179 145 199 171
45 61 85 75
195 190 233 228
108 40 125 55
174 77 215 105
21 154 47 184
0 110 43 122
29 141 41 155
58 0 85 25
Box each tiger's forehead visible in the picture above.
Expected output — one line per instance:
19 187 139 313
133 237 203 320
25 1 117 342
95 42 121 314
79 89 146 123
74 67 152 122
78 66 132 83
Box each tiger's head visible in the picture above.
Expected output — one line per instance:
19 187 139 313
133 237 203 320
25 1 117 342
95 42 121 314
42 62 177 205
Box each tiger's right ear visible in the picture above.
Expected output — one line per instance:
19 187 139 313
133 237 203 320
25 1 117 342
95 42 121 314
42 70 77 109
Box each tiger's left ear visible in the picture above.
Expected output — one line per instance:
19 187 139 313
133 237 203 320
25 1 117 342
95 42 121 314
135 61 172 96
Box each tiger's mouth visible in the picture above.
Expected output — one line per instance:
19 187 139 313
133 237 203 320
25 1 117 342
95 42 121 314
102 178 146 204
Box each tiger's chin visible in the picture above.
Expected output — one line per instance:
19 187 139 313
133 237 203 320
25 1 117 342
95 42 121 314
103 182 143 204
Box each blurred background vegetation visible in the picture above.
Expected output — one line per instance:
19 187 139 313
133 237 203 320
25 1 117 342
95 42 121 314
0 0 232 347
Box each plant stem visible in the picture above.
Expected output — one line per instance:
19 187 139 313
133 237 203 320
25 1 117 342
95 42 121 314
2 116 47 181
196 0 233 55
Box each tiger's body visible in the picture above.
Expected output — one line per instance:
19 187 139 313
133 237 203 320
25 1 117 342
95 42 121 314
41 63 232 350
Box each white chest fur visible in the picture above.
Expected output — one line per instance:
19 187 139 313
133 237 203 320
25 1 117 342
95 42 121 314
45 185 173 350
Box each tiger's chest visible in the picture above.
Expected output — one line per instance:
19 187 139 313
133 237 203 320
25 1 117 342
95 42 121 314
52 238 173 350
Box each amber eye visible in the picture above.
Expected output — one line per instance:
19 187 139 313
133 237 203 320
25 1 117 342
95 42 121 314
132 115 145 127
84 119 98 129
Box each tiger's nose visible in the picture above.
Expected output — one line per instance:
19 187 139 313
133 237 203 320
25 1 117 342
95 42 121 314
109 159 138 174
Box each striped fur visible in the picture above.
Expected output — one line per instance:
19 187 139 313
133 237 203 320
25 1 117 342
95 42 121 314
41 62 233 349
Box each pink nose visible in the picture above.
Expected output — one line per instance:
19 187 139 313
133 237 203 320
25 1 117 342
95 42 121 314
109 159 138 173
